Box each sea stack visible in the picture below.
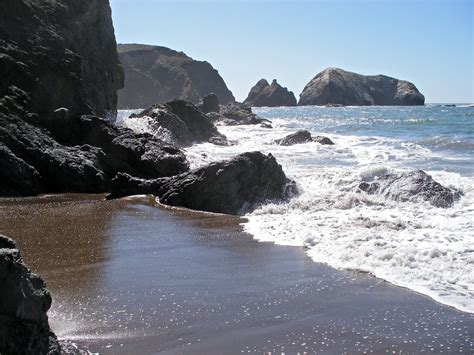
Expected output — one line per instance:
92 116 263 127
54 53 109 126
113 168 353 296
244 79 297 107
298 68 425 106
117 44 235 108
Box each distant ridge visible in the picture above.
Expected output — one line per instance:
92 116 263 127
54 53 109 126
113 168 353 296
299 68 425 106
117 43 235 109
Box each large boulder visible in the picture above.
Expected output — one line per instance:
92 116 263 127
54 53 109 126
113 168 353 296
0 0 124 119
117 44 235 108
359 170 462 208
244 79 297 107
109 152 298 215
0 235 60 354
129 100 227 147
299 68 425 106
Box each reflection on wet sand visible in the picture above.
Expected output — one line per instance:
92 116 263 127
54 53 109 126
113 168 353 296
0 194 119 296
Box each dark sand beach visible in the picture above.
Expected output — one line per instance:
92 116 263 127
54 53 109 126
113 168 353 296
0 194 472 354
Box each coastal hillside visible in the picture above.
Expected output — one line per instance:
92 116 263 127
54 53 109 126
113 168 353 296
244 79 297 107
117 44 235 108
299 67 425 106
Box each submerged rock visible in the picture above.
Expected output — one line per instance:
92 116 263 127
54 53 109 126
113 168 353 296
0 235 60 354
110 152 297 215
130 99 227 147
275 130 335 146
358 170 462 208
117 44 235 108
299 68 425 106
244 79 297 107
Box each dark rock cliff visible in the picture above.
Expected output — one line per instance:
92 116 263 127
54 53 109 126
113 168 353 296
244 79 297 107
0 0 124 118
117 44 235 109
298 68 425 106
0 1 189 198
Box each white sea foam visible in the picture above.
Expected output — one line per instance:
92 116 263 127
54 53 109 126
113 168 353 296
119 108 474 313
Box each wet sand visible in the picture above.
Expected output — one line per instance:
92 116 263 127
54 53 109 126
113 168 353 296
0 194 472 354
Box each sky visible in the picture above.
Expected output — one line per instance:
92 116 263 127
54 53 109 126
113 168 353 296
110 0 473 103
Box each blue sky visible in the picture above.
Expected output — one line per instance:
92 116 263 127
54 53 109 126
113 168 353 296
110 0 473 103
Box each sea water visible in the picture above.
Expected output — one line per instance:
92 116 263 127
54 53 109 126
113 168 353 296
118 105 474 313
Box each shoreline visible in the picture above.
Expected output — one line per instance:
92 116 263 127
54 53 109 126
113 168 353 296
0 194 472 353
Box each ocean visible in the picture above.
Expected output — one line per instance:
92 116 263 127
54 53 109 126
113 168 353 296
118 104 474 314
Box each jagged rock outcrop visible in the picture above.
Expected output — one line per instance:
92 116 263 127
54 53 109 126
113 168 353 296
0 110 189 197
0 235 60 354
207 103 270 126
117 44 235 109
0 0 124 119
359 170 462 208
244 79 297 107
299 68 425 106
129 100 227 147
275 130 335 146
109 152 297 215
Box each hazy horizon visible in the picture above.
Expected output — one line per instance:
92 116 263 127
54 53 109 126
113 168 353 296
111 0 473 103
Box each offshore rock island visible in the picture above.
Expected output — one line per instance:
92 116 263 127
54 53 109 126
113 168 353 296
298 67 425 106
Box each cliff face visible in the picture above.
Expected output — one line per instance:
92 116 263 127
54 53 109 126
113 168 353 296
244 79 297 107
0 0 124 118
0 0 190 199
117 44 235 109
298 68 425 106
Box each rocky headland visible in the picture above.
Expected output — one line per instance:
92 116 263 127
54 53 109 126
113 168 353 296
298 68 425 106
117 44 235 109
244 79 297 107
